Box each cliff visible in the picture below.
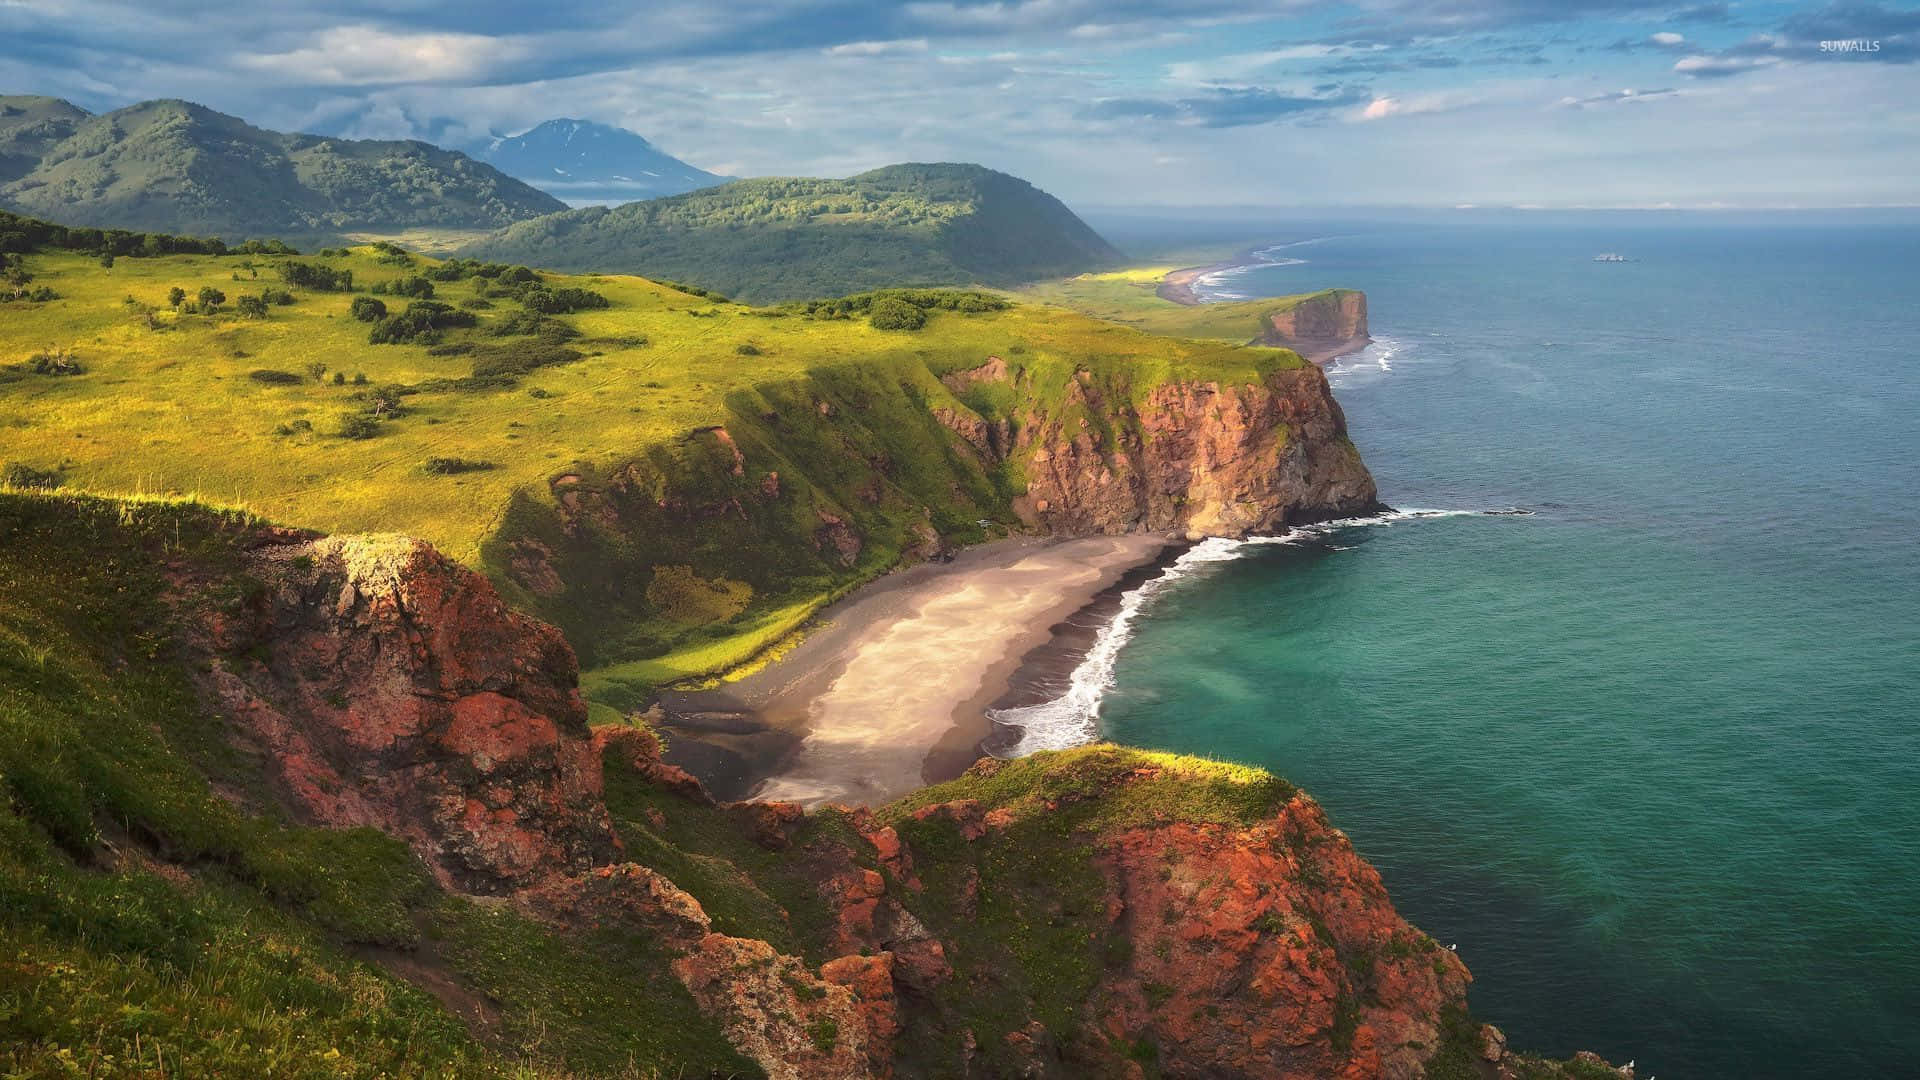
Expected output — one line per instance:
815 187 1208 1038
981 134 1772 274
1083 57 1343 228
1255 289 1372 364
489 349 1377 699
0 492 1631 1078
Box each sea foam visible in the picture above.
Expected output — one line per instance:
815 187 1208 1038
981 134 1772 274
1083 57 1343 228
989 507 1515 756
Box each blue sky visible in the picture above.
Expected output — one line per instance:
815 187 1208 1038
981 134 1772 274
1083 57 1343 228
3 1 1916 207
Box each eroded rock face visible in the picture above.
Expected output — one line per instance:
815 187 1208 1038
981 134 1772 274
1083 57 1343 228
1257 290 1371 364
184 534 619 893
1093 798 1469 1079
1002 367 1378 538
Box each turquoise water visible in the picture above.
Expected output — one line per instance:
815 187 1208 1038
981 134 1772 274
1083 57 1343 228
1092 225 1920 1076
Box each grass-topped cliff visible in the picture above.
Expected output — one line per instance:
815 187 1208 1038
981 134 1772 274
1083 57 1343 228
2 217 1375 709
0 96 564 239
458 163 1122 303
1023 265 1369 352
0 490 1626 1078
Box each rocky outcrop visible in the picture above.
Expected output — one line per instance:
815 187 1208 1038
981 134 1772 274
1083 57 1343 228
972 365 1378 538
1256 289 1371 364
182 533 619 893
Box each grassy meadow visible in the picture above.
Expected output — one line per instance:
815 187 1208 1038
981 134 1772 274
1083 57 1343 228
1 242 1309 698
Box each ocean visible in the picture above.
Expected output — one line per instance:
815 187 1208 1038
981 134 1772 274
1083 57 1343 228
998 223 1920 1076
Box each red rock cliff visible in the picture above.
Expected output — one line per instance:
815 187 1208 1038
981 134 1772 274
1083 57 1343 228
1000 364 1378 538
1257 289 1371 364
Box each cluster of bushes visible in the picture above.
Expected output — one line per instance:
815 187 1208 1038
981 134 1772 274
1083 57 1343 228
0 209 297 257
868 298 926 331
371 275 435 299
248 369 305 385
2 284 57 303
1 462 62 489
421 457 495 475
371 241 413 266
349 296 387 323
164 285 230 314
279 262 354 292
468 342 584 378
367 301 477 345
489 310 579 341
521 285 610 314
26 350 83 376
792 288 1009 323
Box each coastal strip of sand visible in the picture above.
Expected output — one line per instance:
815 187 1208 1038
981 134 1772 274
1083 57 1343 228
654 533 1169 808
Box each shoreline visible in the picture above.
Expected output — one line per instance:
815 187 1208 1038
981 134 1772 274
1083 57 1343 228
1156 252 1255 306
653 532 1171 807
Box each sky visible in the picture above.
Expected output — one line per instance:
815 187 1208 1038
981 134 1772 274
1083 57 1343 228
3 0 1917 208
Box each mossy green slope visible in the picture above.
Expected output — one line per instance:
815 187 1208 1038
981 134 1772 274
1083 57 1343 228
459 163 1123 303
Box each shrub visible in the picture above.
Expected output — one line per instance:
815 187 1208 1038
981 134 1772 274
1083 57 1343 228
367 301 475 345
387 275 435 299
166 286 186 307
459 298 493 310
521 286 610 314
196 286 226 311
349 296 387 322
235 295 268 318
335 414 380 439
261 287 295 306
332 371 346 386
421 457 495 475
868 297 926 330
735 343 761 356
469 343 584 379
2 462 61 489
248 369 304 385
28 351 82 375
279 262 353 291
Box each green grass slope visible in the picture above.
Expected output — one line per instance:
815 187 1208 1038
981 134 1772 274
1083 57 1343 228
1 219 1301 702
459 163 1123 303
0 97 564 239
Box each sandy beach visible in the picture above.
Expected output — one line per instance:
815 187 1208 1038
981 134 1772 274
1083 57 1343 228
1156 258 1245 305
655 533 1169 808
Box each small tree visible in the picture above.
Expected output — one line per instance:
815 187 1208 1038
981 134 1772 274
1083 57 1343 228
235 294 268 318
197 286 226 312
350 296 387 323
305 362 328 382
98 253 114 271
167 286 186 308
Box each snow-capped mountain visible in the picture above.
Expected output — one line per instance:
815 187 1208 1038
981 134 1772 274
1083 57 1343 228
470 118 727 204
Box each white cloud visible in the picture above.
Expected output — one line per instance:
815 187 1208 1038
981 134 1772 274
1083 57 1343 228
825 38 931 56
237 26 530 86
1674 53 1782 77
1651 31 1685 46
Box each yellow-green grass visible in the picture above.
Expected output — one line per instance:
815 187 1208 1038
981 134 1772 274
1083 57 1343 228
1018 263 1341 344
1 246 1304 695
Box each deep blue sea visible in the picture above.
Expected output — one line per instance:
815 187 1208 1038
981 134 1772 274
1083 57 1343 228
1013 224 1920 1077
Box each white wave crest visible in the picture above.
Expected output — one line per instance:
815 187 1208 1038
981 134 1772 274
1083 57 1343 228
990 507 1523 756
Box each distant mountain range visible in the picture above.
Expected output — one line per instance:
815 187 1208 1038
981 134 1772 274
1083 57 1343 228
0 96 563 238
460 162 1123 303
465 119 726 203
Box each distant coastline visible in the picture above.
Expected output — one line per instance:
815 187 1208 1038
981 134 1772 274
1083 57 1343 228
1156 253 1255 306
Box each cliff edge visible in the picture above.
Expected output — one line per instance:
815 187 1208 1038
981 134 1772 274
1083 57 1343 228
1255 288 1372 364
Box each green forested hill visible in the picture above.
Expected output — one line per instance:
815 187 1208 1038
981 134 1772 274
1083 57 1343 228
0 96 565 238
458 162 1122 302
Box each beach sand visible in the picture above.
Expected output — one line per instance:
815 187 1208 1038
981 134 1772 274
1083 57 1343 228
1157 260 1240 306
656 533 1168 808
